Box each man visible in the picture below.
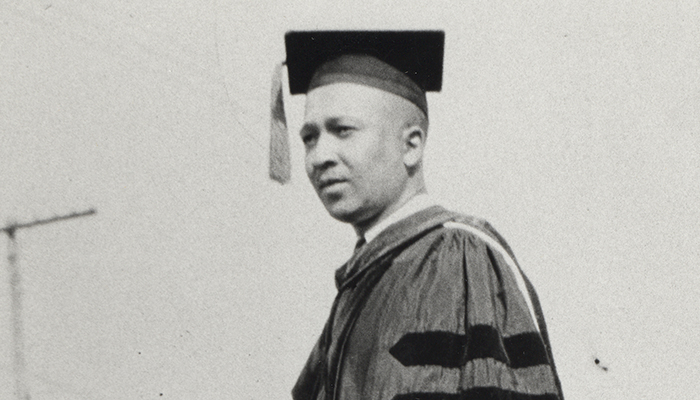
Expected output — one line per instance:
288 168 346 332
272 31 564 400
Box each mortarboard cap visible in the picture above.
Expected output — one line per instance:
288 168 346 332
270 30 445 184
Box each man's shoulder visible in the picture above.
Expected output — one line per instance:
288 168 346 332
435 210 502 242
421 209 518 263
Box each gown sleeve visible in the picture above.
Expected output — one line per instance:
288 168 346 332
386 222 563 400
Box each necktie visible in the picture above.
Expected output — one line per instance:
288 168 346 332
335 237 367 289
354 237 366 255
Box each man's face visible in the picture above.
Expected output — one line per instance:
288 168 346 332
301 83 410 227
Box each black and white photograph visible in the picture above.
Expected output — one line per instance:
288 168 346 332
1 1 698 399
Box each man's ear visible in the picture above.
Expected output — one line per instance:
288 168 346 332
401 125 426 169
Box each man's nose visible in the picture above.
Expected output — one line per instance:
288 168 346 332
307 133 339 170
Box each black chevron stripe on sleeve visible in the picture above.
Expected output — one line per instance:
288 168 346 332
389 327 549 369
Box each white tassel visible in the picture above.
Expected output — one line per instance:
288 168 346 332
269 62 291 184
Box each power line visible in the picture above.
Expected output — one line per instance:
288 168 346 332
1 208 97 236
2 208 97 400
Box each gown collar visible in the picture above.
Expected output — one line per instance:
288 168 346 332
362 194 437 244
335 205 455 290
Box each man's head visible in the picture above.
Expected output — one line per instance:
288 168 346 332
275 31 444 232
302 81 428 234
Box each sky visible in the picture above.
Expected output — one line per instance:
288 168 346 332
1 1 699 399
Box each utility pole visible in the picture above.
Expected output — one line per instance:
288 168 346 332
1 208 96 400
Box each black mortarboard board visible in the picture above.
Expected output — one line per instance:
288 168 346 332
285 30 445 95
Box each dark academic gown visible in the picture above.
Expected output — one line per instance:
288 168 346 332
293 206 564 400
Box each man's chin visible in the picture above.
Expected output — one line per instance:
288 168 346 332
326 208 359 224
323 202 362 224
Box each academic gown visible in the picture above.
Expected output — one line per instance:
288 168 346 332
293 206 564 400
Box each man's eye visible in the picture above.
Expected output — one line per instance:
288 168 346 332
335 126 355 136
302 134 317 146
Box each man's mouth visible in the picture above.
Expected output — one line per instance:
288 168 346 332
318 178 347 190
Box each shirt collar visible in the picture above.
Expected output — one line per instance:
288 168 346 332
362 194 438 245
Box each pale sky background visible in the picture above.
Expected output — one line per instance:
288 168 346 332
1 1 699 399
